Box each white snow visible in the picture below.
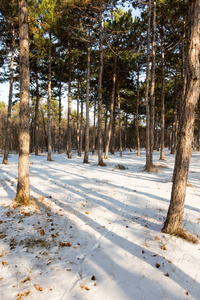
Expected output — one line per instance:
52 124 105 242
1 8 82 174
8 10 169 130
0 149 199 300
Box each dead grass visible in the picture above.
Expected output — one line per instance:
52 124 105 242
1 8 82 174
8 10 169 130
144 165 158 173
175 228 199 244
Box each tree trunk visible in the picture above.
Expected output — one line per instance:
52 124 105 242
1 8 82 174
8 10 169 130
35 70 39 156
78 81 83 157
149 0 156 166
155 108 159 151
144 0 151 171
92 93 96 155
16 0 30 204
197 99 200 151
77 79 80 155
104 105 108 152
171 73 178 154
84 40 91 163
58 82 62 154
162 0 200 238
47 32 52 161
136 66 140 157
3 24 15 164
104 55 117 159
124 113 128 150
98 10 105 166
160 24 165 160
118 90 122 157
67 47 72 158
110 103 116 154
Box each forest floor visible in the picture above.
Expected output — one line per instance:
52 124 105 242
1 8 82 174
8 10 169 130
0 149 200 300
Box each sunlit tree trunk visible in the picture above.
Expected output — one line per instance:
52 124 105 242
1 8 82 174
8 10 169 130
197 99 200 151
124 113 128 150
136 66 140 157
110 104 116 154
104 105 108 152
118 90 122 157
34 70 39 156
58 82 62 154
104 55 116 159
92 93 96 155
160 24 165 160
149 0 156 166
77 80 80 155
171 73 178 154
67 47 72 158
84 40 91 163
3 24 15 164
16 0 30 204
98 9 105 166
47 31 52 161
162 0 200 238
78 81 83 157
155 108 159 151
144 0 151 170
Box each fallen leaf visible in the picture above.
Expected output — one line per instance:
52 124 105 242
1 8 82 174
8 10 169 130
156 263 160 268
155 236 158 240
161 245 166 250
21 276 30 283
85 211 89 214
40 229 45 236
85 286 90 291
164 273 169 277
91 275 96 280
34 284 43 291
1 261 7 265
59 241 71 247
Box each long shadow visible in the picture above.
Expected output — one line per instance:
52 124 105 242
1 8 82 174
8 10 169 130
32 195 200 300
30 161 200 218
1 155 200 299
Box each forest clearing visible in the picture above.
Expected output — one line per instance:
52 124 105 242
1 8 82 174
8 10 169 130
0 150 199 300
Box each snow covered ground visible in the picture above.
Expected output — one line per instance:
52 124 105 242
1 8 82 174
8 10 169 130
0 149 199 300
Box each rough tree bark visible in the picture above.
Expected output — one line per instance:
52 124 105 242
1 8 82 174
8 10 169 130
67 47 72 159
104 55 116 159
136 66 140 157
160 24 165 160
58 82 62 154
84 40 91 163
171 73 178 154
118 90 122 157
3 24 15 164
78 81 83 157
110 103 116 154
149 0 156 167
162 0 200 241
16 0 30 204
35 70 39 156
47 31 52 161
155 108 159 151
144 0 151 171
98 9 105 166
92 93 96 155
77 80 80 155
